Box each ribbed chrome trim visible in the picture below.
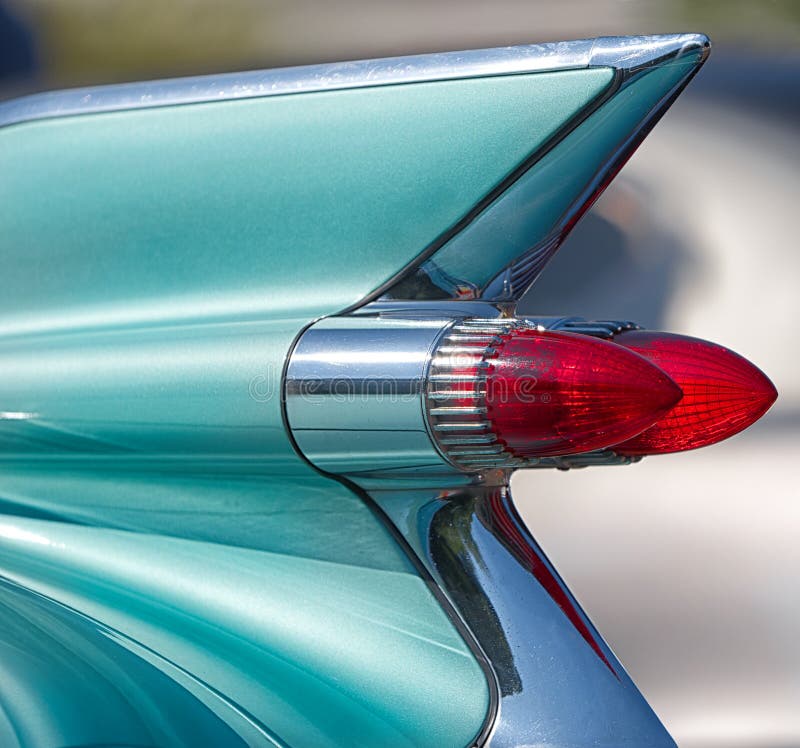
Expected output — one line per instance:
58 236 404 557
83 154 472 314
424 318 538 471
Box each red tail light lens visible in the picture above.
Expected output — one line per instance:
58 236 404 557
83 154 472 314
483 329 682 458
612 331 777 455
426 324 682 467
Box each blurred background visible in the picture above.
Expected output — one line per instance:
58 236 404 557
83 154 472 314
1 2 797 746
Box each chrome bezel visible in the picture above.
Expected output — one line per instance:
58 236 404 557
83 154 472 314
424 318 535 470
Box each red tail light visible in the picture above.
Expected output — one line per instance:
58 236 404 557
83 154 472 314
426 323 682 466
612 331 777 455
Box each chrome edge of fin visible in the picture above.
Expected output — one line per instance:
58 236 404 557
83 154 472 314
479 35 710 302
588 32 710 73
0 34 707 129
0 40 594 128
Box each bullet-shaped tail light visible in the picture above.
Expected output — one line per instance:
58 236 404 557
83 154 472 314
426 321 682 468
611 331 777 455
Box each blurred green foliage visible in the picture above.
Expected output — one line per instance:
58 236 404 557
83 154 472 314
10 0 800 88
18 0 285 84
670 0 800 46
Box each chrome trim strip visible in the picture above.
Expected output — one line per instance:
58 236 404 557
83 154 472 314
0 34 706 129
532 450 643 469
588 32 708 72
0 40 590 127
529 316 642 338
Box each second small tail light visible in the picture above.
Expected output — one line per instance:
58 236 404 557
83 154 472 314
611 330 777 455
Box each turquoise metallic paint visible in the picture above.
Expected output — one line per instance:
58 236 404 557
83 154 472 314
0 578 257 747
0 319 304 460
0 60 684 747
0 68 612 335
0 511 489 748
0 464 411 571
429 52 707 290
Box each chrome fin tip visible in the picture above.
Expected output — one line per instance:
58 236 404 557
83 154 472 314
589 33 710 72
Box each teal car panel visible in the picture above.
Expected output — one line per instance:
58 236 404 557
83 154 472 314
0 578 258 747
0 464 412 571
0 508 489 748
0 70 612 746
0 36 711 747
0 309 485 746
0 68 611 333
0 318 311 460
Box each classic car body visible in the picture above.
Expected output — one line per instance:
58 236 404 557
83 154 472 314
0 32 777 747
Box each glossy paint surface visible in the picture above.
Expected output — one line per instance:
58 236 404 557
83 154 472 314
0 465 491 748
0 40 693 746
0 65 620 746
0 577 253 747
0 68 611 332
